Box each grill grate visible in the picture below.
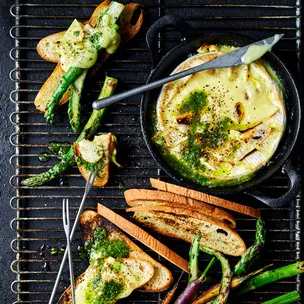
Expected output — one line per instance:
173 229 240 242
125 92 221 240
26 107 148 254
10 0 302 303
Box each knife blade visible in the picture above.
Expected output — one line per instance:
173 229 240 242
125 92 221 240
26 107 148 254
92 34 283 110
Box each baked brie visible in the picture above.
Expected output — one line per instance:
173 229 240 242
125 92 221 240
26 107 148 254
153 44 286 187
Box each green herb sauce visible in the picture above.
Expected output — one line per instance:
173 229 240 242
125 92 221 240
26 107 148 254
179 91 208 114
85 276 124 304
38 152 51 163
48 141 70 160
77 227 130 303
81 227 129 265
75 156 106 178
177 91 231 172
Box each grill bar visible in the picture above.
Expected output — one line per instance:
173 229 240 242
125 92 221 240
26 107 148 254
10 0 302 303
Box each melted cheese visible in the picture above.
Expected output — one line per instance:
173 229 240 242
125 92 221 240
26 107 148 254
155 48 286 185
75 258 151 304
58 15 120 71
78 139 104 163
241 34 283 64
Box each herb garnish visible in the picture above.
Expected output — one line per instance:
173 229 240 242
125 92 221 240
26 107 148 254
80 227 129 264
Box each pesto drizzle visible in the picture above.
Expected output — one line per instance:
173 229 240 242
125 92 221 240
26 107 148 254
85 277 124 304
75 155 106 178
80 227 129 263
79 227 129 304
179 91 231 171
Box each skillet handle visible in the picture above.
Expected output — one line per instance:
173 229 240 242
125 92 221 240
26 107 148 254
146 15 194 68
245 159 301 208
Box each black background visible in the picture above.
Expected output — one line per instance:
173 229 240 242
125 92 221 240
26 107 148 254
0 0 302 302
0 0 17 301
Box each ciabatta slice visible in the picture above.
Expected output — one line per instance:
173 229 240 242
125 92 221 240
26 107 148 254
124 189 236 228
133 211 246 256
97 204 189 273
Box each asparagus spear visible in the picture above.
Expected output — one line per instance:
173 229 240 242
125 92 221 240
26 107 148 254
44 66 84 124
48 141 70 160
21 76 117 186
192 264 273 304
238 261 304 295
261 291 301 304
68 70 88 132
200 247 232 304
189 232 201 283
234 218 266 277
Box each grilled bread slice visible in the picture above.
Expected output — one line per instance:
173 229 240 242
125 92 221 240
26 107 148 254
124 189 236 228
36 0 111 63
34 64 71 112
150 178 261 218
74 133 119 187
79 210 173 292
34 1 143 112
58 258 154 304
132 210 246 256
34 0 111 112
127 205 237 229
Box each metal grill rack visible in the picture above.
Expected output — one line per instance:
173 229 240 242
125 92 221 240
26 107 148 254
10 0 302 303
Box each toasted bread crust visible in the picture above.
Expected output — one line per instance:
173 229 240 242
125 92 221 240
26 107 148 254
88 0 111 27
37 32 65 63
34 64 70 112
150 178 261 218
133 211 246 256
97 204 189 273
57 272 85 304
79 210 173 292
124 189 236 228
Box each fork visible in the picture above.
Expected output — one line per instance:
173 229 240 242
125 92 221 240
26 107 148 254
48 170 97 304
62 198 75 304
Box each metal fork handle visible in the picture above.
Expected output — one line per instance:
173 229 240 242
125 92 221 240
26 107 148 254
63 199 75 304
48 170 97 304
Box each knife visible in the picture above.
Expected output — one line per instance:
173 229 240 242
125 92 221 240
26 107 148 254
92 34 283 110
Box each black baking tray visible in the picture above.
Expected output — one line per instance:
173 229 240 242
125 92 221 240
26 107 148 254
10 0 302 303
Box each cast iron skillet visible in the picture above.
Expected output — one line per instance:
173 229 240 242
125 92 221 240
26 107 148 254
140 15 301 208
